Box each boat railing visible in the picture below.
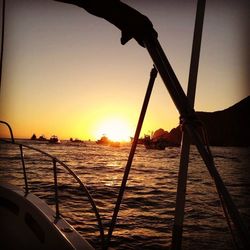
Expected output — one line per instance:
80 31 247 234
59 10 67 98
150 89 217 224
0 120 105 247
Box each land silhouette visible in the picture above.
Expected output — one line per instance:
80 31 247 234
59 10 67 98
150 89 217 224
152 96 250 147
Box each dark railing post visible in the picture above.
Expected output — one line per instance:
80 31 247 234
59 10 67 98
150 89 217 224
19 144 29 194
52 158 60 219
1 136 105 247
0 121 15 143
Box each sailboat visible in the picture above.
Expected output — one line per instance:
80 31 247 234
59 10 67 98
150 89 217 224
0 1 249 250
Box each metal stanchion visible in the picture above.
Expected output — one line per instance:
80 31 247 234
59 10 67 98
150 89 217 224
106 66 158 249
172 1 206 249
53 159 60 219
19 144 29 194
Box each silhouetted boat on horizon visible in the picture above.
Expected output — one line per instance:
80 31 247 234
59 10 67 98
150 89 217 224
96 135 110 145
143 135 167 150
96 136 120 147
38 135 48 141
70 138 83 143
30 133 37 140
68 138 87 146
48 135 60 144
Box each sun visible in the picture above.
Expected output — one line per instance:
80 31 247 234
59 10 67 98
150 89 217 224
95 118 134 142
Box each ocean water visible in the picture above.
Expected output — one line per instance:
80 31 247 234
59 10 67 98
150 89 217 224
0 140 249 250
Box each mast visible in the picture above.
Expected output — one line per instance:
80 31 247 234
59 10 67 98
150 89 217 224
0 0 5 90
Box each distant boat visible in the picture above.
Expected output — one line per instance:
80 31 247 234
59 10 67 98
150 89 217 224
68 138 86 146
96 136 110 145
30 133 37 140
70 138 83 143
38 135 48 141
143 135 167 150
49 135 60 144
96 136 120 147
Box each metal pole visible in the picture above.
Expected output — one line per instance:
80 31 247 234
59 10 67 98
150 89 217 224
0 0 5 89
144 36 250 249
53 159 60 219
106 66 158 249
0 120 15 143
172 1 206 249
19 144 29 194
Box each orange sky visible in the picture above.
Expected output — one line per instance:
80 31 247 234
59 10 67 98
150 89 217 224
0 0 249 140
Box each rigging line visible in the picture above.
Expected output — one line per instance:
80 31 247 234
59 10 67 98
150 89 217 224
172 1 206 249
105 66 158 249
218 185 240 250
200 124 240 250
186 123 250 249
0 0 5 90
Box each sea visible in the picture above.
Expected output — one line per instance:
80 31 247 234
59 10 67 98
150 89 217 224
0 139 249 250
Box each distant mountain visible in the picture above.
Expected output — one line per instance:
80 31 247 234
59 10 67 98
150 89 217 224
196 96 250 147
153 96 250 147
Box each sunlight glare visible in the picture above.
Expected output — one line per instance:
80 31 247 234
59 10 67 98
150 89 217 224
95 118 134 142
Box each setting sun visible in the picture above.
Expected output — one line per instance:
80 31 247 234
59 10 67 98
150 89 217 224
94 118 134 142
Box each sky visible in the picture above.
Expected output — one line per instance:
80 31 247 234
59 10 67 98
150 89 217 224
0 0 249 140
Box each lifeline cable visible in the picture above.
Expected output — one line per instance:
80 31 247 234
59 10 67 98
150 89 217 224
200 124 240 250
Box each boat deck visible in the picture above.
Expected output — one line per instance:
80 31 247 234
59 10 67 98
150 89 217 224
0 182 94 250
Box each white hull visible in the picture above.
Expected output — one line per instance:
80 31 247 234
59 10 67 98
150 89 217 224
0 182 94 250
